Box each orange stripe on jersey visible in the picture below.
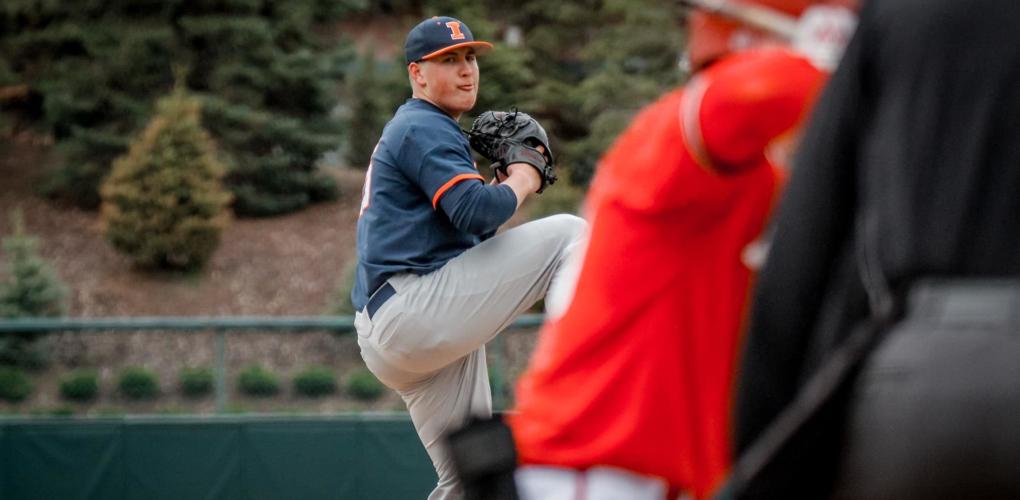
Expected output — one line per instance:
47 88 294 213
432 173 484 209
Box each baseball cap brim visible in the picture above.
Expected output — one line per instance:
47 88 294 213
418 41 494 62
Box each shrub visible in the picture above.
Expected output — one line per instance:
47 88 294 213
179 367 214 398
118 367 159 400
293 366 337 397
100 88 232 271
60 370 99 402
238 365 279 397
345 368 384 401
0 210 68 368
0 366 33 402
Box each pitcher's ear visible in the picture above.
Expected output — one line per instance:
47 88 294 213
409 62 427 87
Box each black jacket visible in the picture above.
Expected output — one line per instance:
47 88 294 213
734 0 1020 496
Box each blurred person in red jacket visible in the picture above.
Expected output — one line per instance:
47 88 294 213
506 1 856 499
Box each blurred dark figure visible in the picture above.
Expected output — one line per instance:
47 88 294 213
733 0 1020 499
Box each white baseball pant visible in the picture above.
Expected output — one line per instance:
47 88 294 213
355 214 587 500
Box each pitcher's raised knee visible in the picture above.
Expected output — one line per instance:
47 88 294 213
536 213 587 245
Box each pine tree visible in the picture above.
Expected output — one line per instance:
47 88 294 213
178 2 352 215
345 51 385 168
344 51 409 168
0 2 180 207
0 209 68 367
512 0 686 185
100 88 232 270
3 0 686 202
0 0 354 215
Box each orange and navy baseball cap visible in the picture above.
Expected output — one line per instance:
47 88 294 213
405 16 493 65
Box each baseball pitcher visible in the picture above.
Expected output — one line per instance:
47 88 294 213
351 16 585 500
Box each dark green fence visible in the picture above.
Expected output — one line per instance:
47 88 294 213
0 414 435 500
0 316 544 499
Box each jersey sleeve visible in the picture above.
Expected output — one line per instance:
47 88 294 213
402 125 484 210
687 50 826 174
438 181 517 236
590 50 825 216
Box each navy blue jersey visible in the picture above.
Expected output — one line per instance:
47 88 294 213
351 98 517 310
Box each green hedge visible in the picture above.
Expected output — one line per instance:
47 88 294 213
345 368 384 402
0 366 33 402
118 367 159 400
179 367 213 398
238 365 279 397
60 369 99 402
293 366 337 397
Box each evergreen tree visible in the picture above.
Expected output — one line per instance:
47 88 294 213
3 0 686 200
0 0 355 215
344 51 408 168
0 209 68 367
2 5 179 207
100 88 232 270
178 2 353 215
514 0 687 185
345 51 385 168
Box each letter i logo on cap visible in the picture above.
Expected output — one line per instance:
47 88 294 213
446 21 466 40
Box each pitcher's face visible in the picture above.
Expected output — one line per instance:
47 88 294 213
412 47 479 119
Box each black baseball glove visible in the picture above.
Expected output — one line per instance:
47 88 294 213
466 110 557 193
